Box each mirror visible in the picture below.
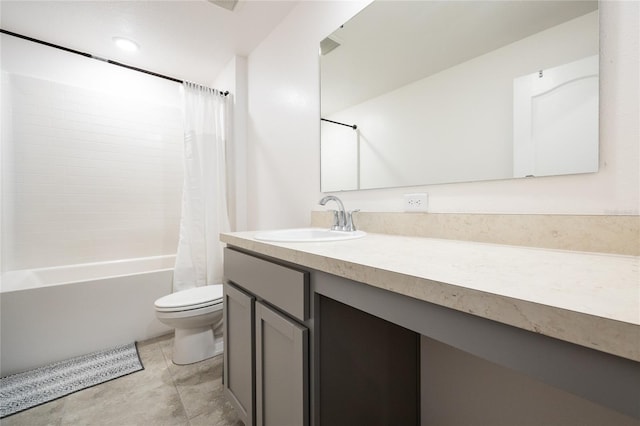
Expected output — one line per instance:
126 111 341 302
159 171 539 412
320 1 599 192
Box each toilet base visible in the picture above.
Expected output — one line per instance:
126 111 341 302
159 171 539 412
172 326 223 365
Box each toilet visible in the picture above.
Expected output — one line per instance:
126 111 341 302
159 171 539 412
154 285 224 365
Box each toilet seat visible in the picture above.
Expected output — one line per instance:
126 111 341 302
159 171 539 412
154 285 223 312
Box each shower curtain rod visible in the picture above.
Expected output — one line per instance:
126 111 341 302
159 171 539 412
321 118 357 130
0 29 229 96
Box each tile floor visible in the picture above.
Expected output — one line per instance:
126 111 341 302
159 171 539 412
1 334 243 426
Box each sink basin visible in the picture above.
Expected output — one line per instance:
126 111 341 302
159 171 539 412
254 228 366 243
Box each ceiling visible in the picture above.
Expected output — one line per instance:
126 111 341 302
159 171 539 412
0 0 298 86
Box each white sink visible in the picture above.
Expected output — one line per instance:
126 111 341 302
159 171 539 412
254 228 366 243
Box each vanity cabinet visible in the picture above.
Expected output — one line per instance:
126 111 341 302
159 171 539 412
221 233 640 424
223 247 309 426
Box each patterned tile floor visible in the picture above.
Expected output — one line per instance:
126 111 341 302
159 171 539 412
1 334 243 426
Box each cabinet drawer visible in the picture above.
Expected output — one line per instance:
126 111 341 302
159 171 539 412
224 247 309 321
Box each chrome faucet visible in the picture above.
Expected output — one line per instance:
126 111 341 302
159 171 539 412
319 195 359 232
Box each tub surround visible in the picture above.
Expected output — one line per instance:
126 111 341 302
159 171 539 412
220 231 639 363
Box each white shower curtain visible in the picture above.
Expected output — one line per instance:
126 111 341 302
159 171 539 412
173 82 230 292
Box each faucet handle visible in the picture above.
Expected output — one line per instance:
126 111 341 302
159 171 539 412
345 209 360 232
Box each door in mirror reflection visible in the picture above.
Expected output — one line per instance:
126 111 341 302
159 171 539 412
513 55 599 178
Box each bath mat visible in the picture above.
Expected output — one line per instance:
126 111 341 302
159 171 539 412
0 342 144 418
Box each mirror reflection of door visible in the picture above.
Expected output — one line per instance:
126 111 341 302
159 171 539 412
513 55 599 178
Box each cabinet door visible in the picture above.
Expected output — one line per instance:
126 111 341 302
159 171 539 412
223 282 255 426
255 301 308 426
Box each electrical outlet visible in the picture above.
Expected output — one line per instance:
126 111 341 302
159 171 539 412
404 193 428 212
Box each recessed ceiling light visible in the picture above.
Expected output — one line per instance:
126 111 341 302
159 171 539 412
112 37 139 53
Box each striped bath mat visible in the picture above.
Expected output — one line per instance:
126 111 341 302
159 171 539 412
0 342 144 418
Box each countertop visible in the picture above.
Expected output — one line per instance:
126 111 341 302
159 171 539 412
220 230 640 362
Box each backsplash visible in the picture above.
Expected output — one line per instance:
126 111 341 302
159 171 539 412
311 211 639 256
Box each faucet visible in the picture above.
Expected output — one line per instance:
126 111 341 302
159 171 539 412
318 195 359 232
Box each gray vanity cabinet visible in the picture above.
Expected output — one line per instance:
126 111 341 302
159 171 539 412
223 247 309 426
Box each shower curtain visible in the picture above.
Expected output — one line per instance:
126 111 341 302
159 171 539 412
173 82 230 292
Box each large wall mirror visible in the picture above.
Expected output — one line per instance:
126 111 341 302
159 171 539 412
320 1 599 192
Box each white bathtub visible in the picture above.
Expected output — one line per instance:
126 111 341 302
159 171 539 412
0 256 175 376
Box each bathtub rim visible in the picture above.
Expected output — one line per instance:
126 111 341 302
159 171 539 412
0 254 176 293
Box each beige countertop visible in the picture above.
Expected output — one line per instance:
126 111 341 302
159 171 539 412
221 230 640 362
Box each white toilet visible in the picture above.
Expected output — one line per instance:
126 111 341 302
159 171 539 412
154 285 224 365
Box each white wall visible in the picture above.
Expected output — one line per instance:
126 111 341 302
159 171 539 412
1 34 184 270
246 0 638 226
246 1 372 230
215 55 249 231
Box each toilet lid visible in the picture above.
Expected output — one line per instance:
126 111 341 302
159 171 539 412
154 285 223 310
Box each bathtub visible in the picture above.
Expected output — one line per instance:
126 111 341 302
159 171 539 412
0 256 175 376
